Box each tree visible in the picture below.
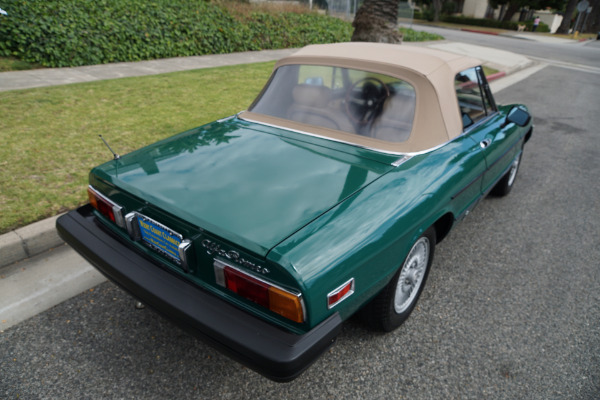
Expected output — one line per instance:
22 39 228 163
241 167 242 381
432 0 443 22
585 0 600 33
497 0 564 22
351 0 403 43
498 0 534 21
557 0 578 33
489 0 510 20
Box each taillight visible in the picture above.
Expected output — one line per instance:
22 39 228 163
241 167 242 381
88 185 125 228
214 260 305 323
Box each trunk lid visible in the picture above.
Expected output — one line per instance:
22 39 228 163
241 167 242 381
91 118 395 257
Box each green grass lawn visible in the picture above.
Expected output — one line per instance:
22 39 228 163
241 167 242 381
0 56 500 234
0 61 275 233
0 57 43 72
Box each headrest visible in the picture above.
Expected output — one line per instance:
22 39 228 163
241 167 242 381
292 84 331 107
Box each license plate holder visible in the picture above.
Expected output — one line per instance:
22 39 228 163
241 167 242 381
136 214 183 264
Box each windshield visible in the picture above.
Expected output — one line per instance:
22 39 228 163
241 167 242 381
250 65 416 143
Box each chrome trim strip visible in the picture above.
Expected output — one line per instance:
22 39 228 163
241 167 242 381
125 212 141 241
327 278 355 309
239 115 412 158
392 155 411 167
216 115 236 123
178 239 193 273
460 111 500 136
237 114 472 159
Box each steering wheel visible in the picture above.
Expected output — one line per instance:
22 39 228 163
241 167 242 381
345 77 390 125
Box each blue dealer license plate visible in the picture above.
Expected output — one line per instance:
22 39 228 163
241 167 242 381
137 215 183 263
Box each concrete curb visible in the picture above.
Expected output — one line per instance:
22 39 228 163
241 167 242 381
0 214 65 269
486 71 507 81
461 28 499 36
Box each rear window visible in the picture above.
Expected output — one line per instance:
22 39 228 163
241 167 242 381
250 65 416 143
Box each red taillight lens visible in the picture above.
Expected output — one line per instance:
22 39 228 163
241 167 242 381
224 266 270 308
214 260 304 323
327 278 355 309
88 186 125 228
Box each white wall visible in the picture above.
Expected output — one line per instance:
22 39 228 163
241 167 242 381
462 0 488 19
537 11 563 33
461 0 564 34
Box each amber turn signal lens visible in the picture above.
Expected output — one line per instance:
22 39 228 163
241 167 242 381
269 286 304 323
87 186 125 228
88 187 98 210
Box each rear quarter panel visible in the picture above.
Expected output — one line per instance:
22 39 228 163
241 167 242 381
268 134 489 328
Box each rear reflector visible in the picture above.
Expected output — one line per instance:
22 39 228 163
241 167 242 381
214 260 304 323
88 186 125 228
327 278 355 309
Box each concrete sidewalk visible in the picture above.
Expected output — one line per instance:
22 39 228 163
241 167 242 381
509 32 576 44
0 42 538 331
0 49 297 92
0 42 531 92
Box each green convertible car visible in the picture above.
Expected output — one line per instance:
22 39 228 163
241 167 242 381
57 43 533 381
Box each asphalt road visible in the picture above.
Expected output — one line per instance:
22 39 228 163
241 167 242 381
2 52 599 399
409 23 600 69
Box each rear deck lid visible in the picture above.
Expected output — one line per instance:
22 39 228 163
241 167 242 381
91 118 394 257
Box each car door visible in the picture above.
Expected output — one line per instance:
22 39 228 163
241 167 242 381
456 67 519 194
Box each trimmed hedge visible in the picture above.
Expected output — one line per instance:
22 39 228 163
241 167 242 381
0 0 353 67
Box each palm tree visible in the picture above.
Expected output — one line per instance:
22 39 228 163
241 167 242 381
351 0 403 43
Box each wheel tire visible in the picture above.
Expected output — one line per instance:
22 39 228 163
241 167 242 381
491 152 522 197
362 227 436 332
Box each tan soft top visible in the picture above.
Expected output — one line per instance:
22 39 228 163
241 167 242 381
240 42 481 154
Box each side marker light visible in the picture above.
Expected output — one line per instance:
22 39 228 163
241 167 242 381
327 278 355 309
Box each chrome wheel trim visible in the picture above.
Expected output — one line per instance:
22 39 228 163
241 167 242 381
394 237 430 314
507 156 520 187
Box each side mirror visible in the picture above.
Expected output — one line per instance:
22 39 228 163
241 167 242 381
506 106 531 127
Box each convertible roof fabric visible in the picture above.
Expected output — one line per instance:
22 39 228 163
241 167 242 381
241 42 481 154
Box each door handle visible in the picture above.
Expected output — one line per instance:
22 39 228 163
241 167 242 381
480 139 492 149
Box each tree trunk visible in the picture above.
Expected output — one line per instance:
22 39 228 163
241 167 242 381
557 0 578 34
432 0 443 22
498 4 506 21
501 3 521 22
585 0 600 33
351 0 403 43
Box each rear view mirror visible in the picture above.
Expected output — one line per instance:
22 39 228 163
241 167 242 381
506 106 531 127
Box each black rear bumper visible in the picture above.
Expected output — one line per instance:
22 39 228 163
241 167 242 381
56 205 342 382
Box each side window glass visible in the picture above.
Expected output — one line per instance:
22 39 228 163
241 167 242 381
455 67 487 129
477 67 496 113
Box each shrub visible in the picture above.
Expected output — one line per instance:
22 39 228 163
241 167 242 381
399 27 443 41
0 0 352 67
0 0 444 68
